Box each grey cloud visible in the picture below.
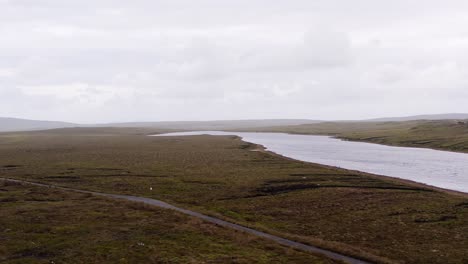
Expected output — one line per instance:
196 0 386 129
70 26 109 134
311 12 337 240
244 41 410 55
245 29 354 71
0 0 467 122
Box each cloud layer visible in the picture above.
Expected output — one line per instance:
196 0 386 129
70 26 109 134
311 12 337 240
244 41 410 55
1 0 467 122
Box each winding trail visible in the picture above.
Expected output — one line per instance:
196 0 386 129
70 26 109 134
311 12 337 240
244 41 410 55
1 177 370 264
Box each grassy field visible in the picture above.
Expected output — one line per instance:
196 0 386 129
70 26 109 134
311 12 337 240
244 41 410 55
242 120 468 153
0 128 467 263
0 180 334 264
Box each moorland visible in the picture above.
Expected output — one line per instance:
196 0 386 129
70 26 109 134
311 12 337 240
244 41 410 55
0 128 467 263
0 180 332 264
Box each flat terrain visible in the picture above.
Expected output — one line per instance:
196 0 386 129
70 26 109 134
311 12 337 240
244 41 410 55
1 128 467 263
0 181 333 264
243 120 468 153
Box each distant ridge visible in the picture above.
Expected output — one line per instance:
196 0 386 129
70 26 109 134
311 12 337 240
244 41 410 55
93 119 322 130
0 118 320 132
365 113 468 122
0 117 76 132
2 113 468 132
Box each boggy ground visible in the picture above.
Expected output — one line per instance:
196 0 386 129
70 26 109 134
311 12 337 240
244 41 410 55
0 180 334 264
0 128 467 263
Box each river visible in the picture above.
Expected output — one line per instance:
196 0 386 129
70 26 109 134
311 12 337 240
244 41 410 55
154 131 468 193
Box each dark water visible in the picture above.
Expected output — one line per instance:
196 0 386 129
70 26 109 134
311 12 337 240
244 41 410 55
156 131 468 193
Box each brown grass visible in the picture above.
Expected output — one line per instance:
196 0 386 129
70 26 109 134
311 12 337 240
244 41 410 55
0 128 467 263
0 181 334 264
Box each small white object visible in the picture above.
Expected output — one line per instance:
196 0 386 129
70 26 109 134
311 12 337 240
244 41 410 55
150 187 153 191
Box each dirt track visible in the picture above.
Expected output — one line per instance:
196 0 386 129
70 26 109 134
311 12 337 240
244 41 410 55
1 177 370 264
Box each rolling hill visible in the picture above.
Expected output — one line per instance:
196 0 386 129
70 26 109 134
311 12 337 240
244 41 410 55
0 117 77 132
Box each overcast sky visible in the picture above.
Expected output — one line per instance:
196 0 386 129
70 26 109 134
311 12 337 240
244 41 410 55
1 0 467 123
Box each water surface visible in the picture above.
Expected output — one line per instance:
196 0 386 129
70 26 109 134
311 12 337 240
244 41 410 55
155 131 468 193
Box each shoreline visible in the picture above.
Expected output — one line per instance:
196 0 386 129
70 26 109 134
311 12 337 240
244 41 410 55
244 130 468 155
232 136 468 198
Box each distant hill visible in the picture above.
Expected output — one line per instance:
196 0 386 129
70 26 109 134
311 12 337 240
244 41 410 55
0 117 77 132
95 119 322 130
2 113 467 132
365 113 468 122
0 118 320 132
